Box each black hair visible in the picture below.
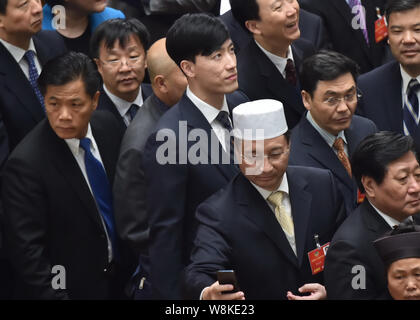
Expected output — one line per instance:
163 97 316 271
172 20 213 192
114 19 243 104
90 18 150 59
229 0 260 33
165 13 230 66
300 50 360 96
351 131 418 193
0 0 7 14
38 51 101 98
385 0 420 21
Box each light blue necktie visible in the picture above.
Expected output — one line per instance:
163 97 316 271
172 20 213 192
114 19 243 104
24 50 45 111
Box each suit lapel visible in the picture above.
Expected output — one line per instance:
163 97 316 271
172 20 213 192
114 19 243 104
286 168 312 267
384 62 404 133
235 174 299 268
252 42 305 117
0 42 44 123
299 117 355 191
179 95 238 180
44 122 105 232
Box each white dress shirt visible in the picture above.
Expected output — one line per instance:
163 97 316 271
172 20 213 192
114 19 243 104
255 40 295 79
0 38 42 80
186 86 232 152
369 200 413 229
251 173 297 256
65 124 113 262
306 111 350 157
103 84 144 126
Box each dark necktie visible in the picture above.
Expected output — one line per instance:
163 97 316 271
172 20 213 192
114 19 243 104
127 104 140 122
285 59 297 86
215 111 234 162
403 79 420 136
24 50 45 111
79 137 118 259
333 137 352 177
348 0 369 45
216 110 233 132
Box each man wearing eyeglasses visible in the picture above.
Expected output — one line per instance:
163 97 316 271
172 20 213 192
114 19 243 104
90 18 153 131
184 99 346 300
289 50 377 214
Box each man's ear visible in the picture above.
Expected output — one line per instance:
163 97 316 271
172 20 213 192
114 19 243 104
301 90 312 111
154 75 168 94
92 91 100 111
245 20 261 35
180 60 195 78
94 58 104 77
362 176 376 198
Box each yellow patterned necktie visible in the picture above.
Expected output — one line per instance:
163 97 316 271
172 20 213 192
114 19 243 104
267 191 295 237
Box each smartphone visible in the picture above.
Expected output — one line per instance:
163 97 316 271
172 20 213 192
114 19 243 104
217 270 240 294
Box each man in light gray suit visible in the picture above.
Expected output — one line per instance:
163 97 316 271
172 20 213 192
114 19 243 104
113 38 187 281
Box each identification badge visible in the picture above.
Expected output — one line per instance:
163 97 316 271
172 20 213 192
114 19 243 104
357 189 365 204
307 240 330 275
375 16 388 43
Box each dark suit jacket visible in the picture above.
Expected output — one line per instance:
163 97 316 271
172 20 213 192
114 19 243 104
289 114 378 213
97 83 153 131
143 91 248 299
300 0 390 74
2 111 125 299
357 60 420 153
185 166 346 300
114 94 170 258
0 31 67 167
237 39 315 129
324 200 420 299
0 30 67 299
219 8 328 53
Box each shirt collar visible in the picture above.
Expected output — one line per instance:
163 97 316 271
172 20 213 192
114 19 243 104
400 65 420 94
368 199 413 228
103 84 144 118
0 38 37 64
65 124 96 155
255 40 294 76
251 171 289 201
306 111 348 147
186 86 230 124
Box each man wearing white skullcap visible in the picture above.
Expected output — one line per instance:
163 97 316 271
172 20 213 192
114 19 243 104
184 99 347 300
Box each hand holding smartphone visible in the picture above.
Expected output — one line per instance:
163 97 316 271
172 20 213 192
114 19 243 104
217 270 240 294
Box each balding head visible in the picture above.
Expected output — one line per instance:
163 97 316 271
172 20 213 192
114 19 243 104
147 38 187 106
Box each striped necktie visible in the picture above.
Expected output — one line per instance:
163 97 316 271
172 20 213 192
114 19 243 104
403 79 420 136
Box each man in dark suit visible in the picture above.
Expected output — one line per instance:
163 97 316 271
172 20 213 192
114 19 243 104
324 132 420 299
300 0 391 74
0 0 67 165
185 99 346 300
0 0 67 299
113 38 187 296
230 0 316 129
2 52 126 299
289 51 377 214
357 0 420 153
220 4 329 53
90 18 153 132
143 14 248 299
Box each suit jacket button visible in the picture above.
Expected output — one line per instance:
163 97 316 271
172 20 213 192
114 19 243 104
103 268 107 273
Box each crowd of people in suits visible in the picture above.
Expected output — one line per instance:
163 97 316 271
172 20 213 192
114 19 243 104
0 0 419 300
